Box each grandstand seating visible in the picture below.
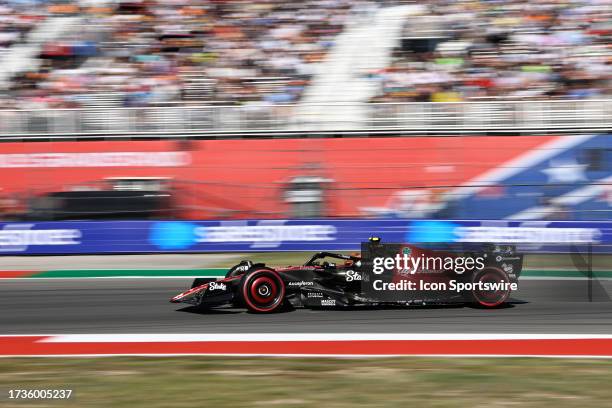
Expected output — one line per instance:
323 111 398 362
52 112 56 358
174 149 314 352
0 2 46 52
370 0 611 102
1 0 608 113
1 0 365 110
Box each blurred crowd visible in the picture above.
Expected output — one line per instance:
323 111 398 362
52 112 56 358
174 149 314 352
0 1 46 55
370 0 611 102
0 0 361 110
0 0 610 111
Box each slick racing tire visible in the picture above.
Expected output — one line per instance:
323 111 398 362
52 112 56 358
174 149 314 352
467 267 512 308
238 268 286 313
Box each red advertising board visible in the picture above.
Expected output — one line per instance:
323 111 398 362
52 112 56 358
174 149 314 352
0 136 556 218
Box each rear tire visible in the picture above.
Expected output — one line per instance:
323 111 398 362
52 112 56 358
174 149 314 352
238 269 286 313
467 267 511 308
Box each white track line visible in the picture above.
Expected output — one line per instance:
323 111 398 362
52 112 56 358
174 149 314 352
35 333 612 343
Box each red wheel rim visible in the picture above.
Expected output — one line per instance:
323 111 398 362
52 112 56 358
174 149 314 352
249 276 277 304
473 269 510 307
242 270 285 312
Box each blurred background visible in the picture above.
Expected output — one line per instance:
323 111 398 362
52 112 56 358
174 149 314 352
1 3 612 399
0 0 610 223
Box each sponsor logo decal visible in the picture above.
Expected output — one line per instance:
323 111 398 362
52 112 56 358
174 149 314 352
208 282 227 291
194 221 337 249
406 220 602 245
321 299 336 306
345 270 362 282
0 152 190 168
457 226 601 244
307 292 323 298
406 220 460 243
288 281 314 287
149 222 198 250
150 220 337 250
0 224 81 253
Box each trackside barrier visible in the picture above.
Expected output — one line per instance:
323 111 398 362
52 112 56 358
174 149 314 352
0 219 611 255
0 100 610 136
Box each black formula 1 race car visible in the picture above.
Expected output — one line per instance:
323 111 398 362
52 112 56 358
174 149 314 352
170 240 523 313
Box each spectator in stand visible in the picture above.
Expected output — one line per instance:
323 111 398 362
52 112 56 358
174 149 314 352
370 0 611 102
2 0 365 110
0 1 46 54
1 0 610 110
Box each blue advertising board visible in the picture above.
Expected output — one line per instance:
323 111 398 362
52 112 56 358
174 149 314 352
0 219 611 255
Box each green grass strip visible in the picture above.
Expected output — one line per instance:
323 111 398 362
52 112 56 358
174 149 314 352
2 357 612 407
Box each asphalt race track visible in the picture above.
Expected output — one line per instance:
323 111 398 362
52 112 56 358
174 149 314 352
2 278 612 334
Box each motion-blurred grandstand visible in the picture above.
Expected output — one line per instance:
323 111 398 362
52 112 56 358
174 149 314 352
0 0 610 222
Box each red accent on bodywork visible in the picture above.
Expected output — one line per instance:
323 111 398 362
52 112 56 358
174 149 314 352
170 283 209 302
170 275 241 303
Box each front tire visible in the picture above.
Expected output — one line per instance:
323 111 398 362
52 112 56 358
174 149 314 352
238 269 286 313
